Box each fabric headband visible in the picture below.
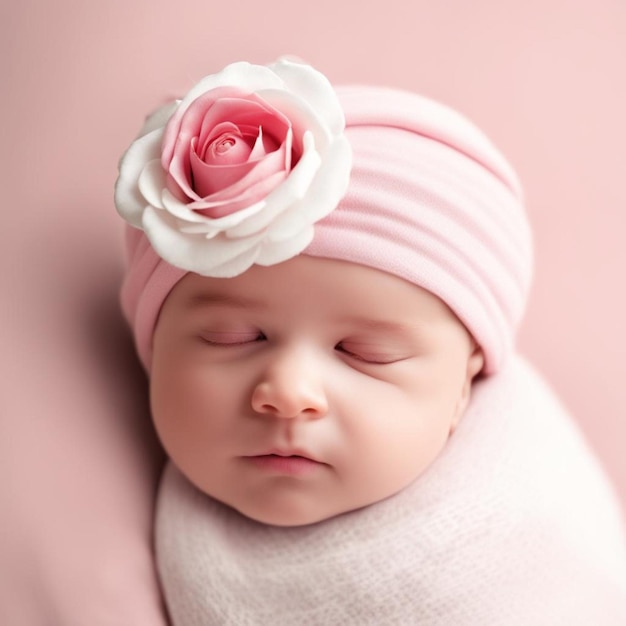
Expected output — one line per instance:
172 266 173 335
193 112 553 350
116 60 532 374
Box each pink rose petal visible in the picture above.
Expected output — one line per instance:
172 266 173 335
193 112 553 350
166 93 294 204
193 169 288 219
190 136 256 197
168 135 196 200
199 122 250 161
161 86 246 166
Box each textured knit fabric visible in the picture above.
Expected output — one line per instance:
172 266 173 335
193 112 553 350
121 86 532 374
156 357 626 626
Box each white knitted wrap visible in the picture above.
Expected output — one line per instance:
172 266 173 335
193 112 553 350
156 357 626 625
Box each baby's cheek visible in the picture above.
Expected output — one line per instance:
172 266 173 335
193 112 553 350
149 380 180 450
150 357 199 440
149 380 208 487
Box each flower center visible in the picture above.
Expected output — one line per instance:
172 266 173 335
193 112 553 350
214 136 237 154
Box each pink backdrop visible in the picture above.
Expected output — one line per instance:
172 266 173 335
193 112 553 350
2 0 625 513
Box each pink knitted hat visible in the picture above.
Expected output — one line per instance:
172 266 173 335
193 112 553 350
117 62 532 375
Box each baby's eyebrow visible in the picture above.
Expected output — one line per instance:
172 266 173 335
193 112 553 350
339 316 421 335
185 292 267 310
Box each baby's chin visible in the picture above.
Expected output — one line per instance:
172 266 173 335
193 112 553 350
221 483 416 528
228 498 350 528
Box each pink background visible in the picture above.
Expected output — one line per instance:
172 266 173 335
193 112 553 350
2 0 625 516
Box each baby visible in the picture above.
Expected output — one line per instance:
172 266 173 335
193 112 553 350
115 59 626 624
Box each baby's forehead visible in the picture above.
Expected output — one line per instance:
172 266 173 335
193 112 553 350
166 255 465 332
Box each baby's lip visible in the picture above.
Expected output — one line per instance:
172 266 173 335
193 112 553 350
248 448 325 464
243 451 326 476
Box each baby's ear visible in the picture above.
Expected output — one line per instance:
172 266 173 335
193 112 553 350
450 343 484 434
466 342 485 381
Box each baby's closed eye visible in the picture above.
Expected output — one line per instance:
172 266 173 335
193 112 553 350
199 331 266 346
334 341 409 364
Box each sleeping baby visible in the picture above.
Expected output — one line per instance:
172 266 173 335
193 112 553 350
115 58 626 624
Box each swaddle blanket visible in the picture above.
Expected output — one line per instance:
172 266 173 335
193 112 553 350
156 356 626 625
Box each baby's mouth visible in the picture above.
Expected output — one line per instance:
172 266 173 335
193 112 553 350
244 453 325 475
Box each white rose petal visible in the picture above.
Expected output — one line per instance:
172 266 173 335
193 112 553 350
115 127 164 227
203 246 264 278
266 135 352 241
170 62 285 133
177 205 266 235
143 206 266 275
160 187 264 229
255 88 333 153
255 226 315 267
270 58 345 137
137 159 167 210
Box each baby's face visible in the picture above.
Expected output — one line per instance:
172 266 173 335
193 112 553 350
151 256 483 526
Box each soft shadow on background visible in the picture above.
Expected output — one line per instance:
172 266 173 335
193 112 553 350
2 0 624 512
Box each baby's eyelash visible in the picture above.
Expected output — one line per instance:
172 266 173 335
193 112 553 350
334 342 394 365
200 332 266 346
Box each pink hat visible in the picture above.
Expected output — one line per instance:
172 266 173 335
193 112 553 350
117 61 532 375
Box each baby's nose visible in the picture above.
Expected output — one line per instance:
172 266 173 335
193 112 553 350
250 347 328 419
